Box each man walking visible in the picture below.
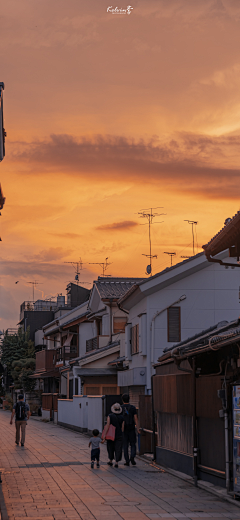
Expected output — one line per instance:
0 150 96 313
10 394 30 447
122 393 139 466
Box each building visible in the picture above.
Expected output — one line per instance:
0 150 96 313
19 284 90 343
61 277 144 398
153 318 240 490
118 250 240 405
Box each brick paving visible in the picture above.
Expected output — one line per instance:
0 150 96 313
0 411 240 520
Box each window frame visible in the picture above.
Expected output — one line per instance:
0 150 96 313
167 306 181 343
131 323 139 355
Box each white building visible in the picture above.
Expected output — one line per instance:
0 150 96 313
118 251 240 403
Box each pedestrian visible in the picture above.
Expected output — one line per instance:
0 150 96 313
122 393 139 466
10 394 30 447
89 429 103 468
102 403 124 468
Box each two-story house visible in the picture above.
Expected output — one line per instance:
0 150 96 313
118 250 240 406
64 277 144 397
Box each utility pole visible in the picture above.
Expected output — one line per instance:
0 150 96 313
164 252 176 267
89 257 112 277
27 281 43 301
184 220 198 256
138 207 165 276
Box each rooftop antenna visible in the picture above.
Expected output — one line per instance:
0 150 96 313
89 257 112 277
27 280 43 301
138 206 165 276
64 257 85 285
164 252 176 267
184 220 198 256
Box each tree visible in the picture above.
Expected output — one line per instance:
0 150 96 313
11 358 36 393
1 328 35 393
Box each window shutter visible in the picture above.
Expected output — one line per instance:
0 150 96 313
168 307 181 342
131 324 139 354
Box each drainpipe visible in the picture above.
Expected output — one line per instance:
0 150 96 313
109 298 113 343
151 374 156 461
192 357 198 487
224 408 230 492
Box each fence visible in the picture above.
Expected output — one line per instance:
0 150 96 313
58 395 104 433
42 393 58 421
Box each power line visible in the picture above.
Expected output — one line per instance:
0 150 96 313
138 206 165 276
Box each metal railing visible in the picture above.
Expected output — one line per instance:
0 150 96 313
86 336 99 352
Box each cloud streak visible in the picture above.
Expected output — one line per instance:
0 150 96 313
96 220 139 231
9 133 240 199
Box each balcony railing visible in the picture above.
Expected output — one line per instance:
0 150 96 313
86 335 110 353
20 300 60 320
35 350 56 373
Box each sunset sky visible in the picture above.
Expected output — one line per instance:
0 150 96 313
1 0 240 331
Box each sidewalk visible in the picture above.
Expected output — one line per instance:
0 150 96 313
1 411 240 520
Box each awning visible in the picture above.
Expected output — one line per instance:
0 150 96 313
63 333 73 347
108 356 125 367
72 368 117 376
31 369 60 379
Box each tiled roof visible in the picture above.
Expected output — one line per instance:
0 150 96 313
95 277 144 299
202 211 240 257
119 253 205 305
157 318 240 363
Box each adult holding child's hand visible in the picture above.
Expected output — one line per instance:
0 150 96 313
102 403 124 468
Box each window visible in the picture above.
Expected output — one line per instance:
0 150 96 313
113 317 127 334
131 324 139 355
167 307 181 342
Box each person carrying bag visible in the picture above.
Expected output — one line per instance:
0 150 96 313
102 403 124 468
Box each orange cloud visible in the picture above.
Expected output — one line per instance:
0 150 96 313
96 221 138 231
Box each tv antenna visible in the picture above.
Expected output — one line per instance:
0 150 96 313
27 280 43 301
89 257 112 277
64 257 86 285
164 252 176 267
184 220 198 255
138 206 165 276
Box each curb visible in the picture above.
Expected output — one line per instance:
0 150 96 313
136 455 240 509
0 479 9 520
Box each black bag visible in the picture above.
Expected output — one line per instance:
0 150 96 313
123 404 134 428
15 402 26 421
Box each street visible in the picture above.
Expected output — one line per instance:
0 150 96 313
0 411 239 520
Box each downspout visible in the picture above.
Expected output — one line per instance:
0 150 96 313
192 357 198 487
223 366 230 493
109 298 113 343
224 408 230 492
205 252 240 268
151 374 156 461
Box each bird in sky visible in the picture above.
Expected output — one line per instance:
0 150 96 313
15 281 19 284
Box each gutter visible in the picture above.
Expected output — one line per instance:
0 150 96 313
205 252 240 268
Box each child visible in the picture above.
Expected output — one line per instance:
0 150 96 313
89 429 103 468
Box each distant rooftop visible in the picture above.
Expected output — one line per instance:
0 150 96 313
95 277 145 299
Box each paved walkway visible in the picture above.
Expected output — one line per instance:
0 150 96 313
0 411 240 520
